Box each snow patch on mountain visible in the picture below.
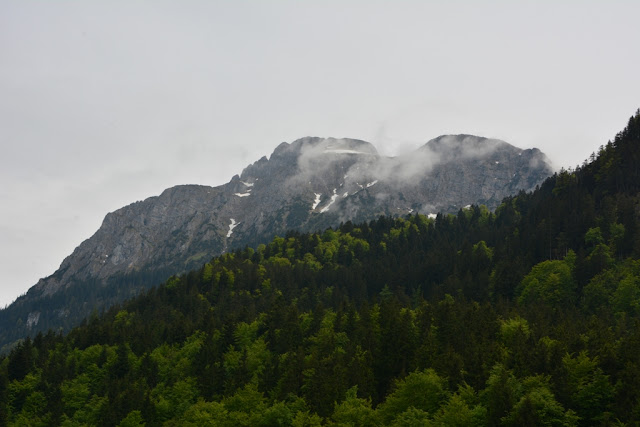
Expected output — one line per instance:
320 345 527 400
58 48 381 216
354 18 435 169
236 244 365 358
227 218 239 237
320 189 338 213
324 149 371 155
312 193 322 210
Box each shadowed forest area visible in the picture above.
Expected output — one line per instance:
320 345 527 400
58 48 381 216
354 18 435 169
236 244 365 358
1 110 640 425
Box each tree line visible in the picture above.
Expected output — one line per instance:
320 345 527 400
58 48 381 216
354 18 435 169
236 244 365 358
1 110 639 425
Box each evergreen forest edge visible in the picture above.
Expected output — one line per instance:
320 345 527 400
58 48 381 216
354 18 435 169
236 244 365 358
1 110 640 425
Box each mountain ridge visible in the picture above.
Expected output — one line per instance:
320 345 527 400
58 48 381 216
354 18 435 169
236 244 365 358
2 110 640 425
1 133 553 349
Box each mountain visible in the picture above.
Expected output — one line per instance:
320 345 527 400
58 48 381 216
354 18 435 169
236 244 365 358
0 134 552 350
1 110 639 426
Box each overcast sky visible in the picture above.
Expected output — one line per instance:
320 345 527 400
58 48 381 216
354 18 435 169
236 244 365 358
1 1 639 307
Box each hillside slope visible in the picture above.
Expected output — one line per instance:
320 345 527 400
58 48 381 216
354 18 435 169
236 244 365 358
0 110 639 425
0 135 552 349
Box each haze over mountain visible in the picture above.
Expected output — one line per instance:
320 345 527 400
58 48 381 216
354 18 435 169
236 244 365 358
3 1 639 311
0 134 551 349
1 111 639 426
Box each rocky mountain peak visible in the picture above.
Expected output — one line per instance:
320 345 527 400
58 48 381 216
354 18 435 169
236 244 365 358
422 134 507 158
275 137 378 156
0 133 554 350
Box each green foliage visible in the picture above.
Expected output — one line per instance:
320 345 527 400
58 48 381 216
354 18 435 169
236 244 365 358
583 259 640 315
499 316 531 345
483 364 522 424
377 369 448 422
291 410 323 426
179 400 228 426
118 410 145 426
432 393 486 426
2 109 640 424
517 255 576 307
473 240 493 261
331 387 379 426
505 383 578 426
389 407 431 426
202 263 214 283
585 227 605 247
562 352 614 423
612 273 640 315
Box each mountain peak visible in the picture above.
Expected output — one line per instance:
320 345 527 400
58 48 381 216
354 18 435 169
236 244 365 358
425 134 507 150
273 137 379 158
0 133 553 349
419 134 527 163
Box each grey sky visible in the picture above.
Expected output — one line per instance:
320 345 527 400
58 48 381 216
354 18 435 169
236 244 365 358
1 1 639 307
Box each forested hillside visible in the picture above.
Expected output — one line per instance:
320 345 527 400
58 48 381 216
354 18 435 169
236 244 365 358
0 133 552 352
1 110 639 426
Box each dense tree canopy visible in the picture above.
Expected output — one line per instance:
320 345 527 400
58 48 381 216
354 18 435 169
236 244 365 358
1 110 640 425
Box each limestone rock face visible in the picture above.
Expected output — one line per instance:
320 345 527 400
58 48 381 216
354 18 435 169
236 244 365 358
2 135 552 349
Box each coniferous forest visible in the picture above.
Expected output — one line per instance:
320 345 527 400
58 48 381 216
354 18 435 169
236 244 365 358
1 111 640 426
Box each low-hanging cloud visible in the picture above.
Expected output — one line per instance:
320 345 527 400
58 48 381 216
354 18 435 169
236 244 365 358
267 133 552 229
287 135 509 194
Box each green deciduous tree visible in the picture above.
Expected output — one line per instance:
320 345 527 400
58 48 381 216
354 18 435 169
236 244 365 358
377 369 448 423
517 254 576 307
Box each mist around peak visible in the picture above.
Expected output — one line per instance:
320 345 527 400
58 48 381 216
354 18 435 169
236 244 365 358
285 134 549 196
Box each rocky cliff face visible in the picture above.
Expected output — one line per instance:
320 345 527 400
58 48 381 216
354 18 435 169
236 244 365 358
1 134 552 350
